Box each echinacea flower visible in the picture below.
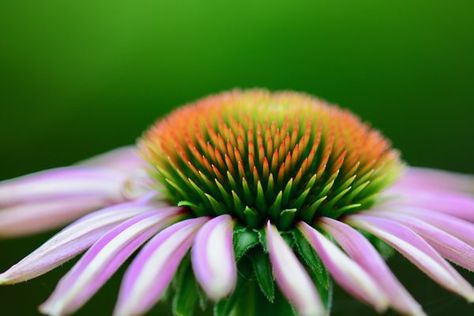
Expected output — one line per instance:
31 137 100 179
1 89 473 316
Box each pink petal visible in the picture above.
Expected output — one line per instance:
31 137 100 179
347 215 474 302
299 222 389 312
319 218 424 316
0 201 173 284
114 218 208 316
266 221 325 316
39 209 183 315
78 146 145 174
387 189 474 222
366 211 474 271
0 168 128 207
377 206 474 247
0 196 109 237
191 215 237 301
393 167 474 194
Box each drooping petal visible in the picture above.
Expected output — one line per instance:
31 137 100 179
386 188 474 222
393 167 474 194
191 215 237 301
0 196 109 237
377 206 474 247
298 222 389 312
78 146 145 173
367 211 474 271
39 209 183 316
0 200 173 284
319 218 424 316
347 215 474 302
114 218 208 316
0 167 127 207
266 221 325 316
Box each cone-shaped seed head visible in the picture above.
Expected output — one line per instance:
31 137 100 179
141 90 402 229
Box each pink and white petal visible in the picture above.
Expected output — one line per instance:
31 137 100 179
120 169 156 201
385 189 474 222
191 215 236 301
0 200 173 284
0 196 109 237
377 206 474 247
299 222 389 312
367 211 474 271
39 209 183 316
319 218 424 316
0 167 127 207
393 167 474 194
347 215 474 302
114 218 208 316
266 222 325 316
78 146 145 174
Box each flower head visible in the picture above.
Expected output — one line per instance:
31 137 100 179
141 90 401 228
0 89 473 316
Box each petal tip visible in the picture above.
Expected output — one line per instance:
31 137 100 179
38 301 62 316
466 291 474 303
0 274 9 285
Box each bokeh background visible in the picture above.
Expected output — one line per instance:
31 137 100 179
0 0 473 315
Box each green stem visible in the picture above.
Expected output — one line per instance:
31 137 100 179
231 280 256 316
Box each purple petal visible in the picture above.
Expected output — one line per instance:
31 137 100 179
366 211 474 271
0 196 110 237
347 215 474 302
39 209 184 315
298 222 389 312
114 218 208 316
0 200 173 284
266 221 325 316
191 215 237 301
386 187 474 222
376 206 474 247
392 167 474 194
79 146 155 200
78 146 145 174
0 167 127 207
319 218 424 316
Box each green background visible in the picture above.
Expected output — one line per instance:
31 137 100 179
0 0 473 315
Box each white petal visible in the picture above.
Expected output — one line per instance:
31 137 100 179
191 215 237 301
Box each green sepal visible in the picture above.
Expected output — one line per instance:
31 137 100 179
172 256 199 316
250 249 275 302
213 277 246 316
280 231 295 248
370 235 395 259
233 226 259 261
292 230 333 309
257 229 268 252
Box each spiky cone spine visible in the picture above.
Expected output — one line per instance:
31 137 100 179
141 90 402 228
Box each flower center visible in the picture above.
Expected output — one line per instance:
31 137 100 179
140 90 402 229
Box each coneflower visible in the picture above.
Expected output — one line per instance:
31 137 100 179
0 90 473 316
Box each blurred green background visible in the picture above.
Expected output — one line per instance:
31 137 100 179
0 0 473 315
